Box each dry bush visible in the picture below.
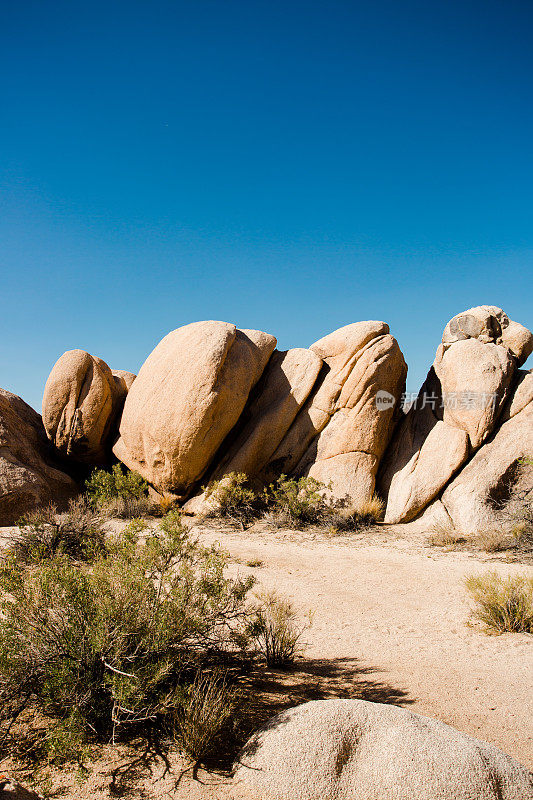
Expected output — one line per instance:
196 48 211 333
327 495 384 532
203 473 261 527
248 590 310 667
172 671 240 763
473 529 519 553
465 571 533 633
13 496 105 563
426 519 465 548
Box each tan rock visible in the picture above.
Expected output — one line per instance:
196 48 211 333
431 369 533 533
442 304 533 365
381 307 529 523
113 321 276 496
0 389 78 525
233 699 533 800
42 350 122 464
261 322 406 505
112 369 136 393
207 348 323 480
262 322 391 479
435 338 514 448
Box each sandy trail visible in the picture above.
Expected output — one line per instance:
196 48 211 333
195 522 533 768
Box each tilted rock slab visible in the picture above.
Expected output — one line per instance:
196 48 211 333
0 388 78 525
233 699 533 800
261 322 407 505
380 306 532 523
424 369 533 533
113 321 276 497
42 350 132 464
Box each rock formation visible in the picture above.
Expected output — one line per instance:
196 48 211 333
5 307 530 523
0 389 78 525
42 350 133 464
380 306 533 524
113 321 277 498
233 699 533 800
423 368 533 532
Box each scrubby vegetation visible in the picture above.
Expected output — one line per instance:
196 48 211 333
248 590 311 667
203 472 260 527
85 464 173 518
14 496 106 564
0 512 257 766
465 572 533 633
203 471 383 531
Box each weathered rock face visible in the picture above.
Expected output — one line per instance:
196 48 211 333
261 322 407 505
42 350 131 464
380 306 530 524
113 321 277 497
423 369 533 533
233 699 533 800
0 389 78 525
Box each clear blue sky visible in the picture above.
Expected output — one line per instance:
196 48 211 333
1 0 532 412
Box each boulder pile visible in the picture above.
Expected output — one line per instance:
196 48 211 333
0 305 531 526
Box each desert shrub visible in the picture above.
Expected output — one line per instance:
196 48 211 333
264 475 330 527
203 472 261 527
0 512 255 764
465 571 533 633
327 495 385 532
472 529 519 553
172 671 240 763
86 464 149 506
13 496 105 563
248 590 310 667
426 519 465 548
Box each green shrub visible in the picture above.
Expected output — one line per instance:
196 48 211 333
203 472 260 527
248 590 310 667
0 512 255 764
465 571 533 633
86 464 149 505
264 475 330 527
13 496 105 564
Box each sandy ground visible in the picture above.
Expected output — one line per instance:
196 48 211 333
2 520 532 798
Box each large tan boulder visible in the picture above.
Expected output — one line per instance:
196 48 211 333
42 350 129 464
233 699 533 800
0 389 78 525
424 369 533 533
261 322 406 505
380 306 529 523
113 321 276 497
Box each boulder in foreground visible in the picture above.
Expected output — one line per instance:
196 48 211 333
233 699 533 800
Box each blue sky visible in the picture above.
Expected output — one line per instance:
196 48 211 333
1 0 532 411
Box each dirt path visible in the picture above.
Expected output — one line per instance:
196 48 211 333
196 522 533 768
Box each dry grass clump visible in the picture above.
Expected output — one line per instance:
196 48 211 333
426 519 465 548
327 495 384 533
465 571 533 633
248 590 311 667
472 529 520 553
172 671 240 764
13 496 106 563
203 472 260 528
